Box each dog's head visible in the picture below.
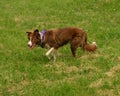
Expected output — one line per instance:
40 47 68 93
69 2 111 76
26 29 41 49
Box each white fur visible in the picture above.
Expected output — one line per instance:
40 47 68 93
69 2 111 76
52 49 57 62
45 47 54 56
39 32 42 40
28 37 32 47
92 42 97 45
45 47 58 61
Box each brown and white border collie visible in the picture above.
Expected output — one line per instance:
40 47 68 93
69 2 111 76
26 27 97 61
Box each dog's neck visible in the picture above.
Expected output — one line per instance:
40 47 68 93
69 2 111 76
39 30 47 48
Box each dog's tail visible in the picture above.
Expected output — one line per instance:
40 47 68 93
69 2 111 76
82 33 97 52
84 42 97 52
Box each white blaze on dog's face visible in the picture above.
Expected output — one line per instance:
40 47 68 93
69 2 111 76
26 32 33 49
28 37 32 47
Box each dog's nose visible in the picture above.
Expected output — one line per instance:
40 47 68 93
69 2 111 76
28 43 32 47
28 44 30 47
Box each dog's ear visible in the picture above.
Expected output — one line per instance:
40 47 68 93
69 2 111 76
26 32 32 36
34 29 39 35
34 29 39 33
26 32 32 40
26 32 31 34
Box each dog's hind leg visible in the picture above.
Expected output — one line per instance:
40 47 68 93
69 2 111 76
70 42 78 57
70 37 81 57
71 45 78 57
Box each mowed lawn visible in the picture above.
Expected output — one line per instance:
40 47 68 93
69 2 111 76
0 0 120 96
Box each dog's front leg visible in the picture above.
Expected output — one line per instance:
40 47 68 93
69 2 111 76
52 49 57 62
45 47 54 60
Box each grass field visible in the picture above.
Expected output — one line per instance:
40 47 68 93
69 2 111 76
0 0 120 96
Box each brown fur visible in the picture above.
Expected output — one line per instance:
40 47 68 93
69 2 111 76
83 44 97 52
26 27 97 57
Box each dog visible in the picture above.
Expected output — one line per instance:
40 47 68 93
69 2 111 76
26 27 97 61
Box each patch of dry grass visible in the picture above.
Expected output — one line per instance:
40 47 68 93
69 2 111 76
105 65 120 77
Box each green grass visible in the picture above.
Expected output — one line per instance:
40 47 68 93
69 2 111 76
0 0 120 96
